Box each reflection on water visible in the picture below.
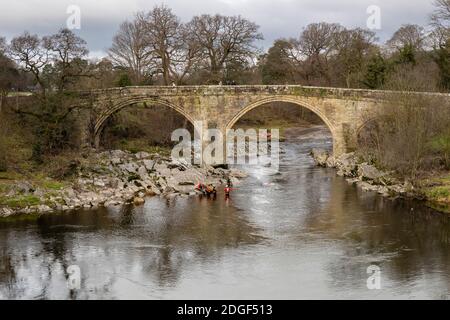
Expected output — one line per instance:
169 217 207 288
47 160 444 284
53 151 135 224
0 126 449 299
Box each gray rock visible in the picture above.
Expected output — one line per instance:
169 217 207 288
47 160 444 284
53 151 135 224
326 156 336 168
157 177 168 189
143 179 161 195
119 162 139 173
346 178 359 184
358 163 387 182
15 181 34 194
378 186 390 196
311 148 329 167
138 166 149 180
0 207 14 217
154 163 171 177
94 180 106 187
110 157 122 165
163 186 176 194
36 205 53 213
335 153 358 176
135 151 151 159
168 168 204 186
229 169 248 178
357 181 380 192
142 159 155 171
104 199 122 207
109 150 128 159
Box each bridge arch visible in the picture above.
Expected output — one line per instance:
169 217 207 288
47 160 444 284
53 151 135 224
225 96 337 149
93 96 195 147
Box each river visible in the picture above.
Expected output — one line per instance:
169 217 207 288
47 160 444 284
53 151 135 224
0 126 449 299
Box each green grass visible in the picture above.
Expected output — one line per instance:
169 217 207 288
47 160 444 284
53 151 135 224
0 195 42 208
0 171 18 180
41 180 65 191
0 183 13 193
426 186 450 199
420 173 450 210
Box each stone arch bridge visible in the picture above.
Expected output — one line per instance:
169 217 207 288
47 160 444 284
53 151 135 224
77 85 448 156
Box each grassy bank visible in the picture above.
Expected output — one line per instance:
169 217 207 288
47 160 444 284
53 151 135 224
417 173 450 213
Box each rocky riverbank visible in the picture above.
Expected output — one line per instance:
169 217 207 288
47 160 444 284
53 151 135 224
0 150 247 217
311 149 416 198
311 148 450 212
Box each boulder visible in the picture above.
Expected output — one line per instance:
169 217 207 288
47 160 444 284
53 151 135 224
0 207 14 217
173 168 204 185
157 177 168 189
110 158 122 165
119 162 139 174
229 168 248 179
133 197 145 205
346 178 359 184
163 186 176 194
143 179 161 195
109 150 128 159
377 186 390 196
326 156 337 168
335 153 358 176
93 180 106 187
36 205 53 213
137 166 149 180
357 181 380 192
15 181 35 194
142 159 155 171
135 151 151 159
310 148 329 167
357 163 387 182
104 199 122 207
154 163 171 177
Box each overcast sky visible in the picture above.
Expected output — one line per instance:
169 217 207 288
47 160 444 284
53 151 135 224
0 0 436 58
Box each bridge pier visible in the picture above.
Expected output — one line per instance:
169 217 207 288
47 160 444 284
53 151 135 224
332 123 358 157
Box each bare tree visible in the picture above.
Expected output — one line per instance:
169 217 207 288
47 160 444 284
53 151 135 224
109 19 154 84
295 22 343 85
186 14 263 83
138 5 200 85
387 24 427 52
9 32 49 94
430 0 450 49
297 23 341 58
43 28 89 90
431 0 450 27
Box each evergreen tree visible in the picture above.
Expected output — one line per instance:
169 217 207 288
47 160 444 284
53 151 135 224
363 53 387 89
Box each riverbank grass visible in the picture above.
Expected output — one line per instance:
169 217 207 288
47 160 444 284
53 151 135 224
418 173 450 212
0 195 42 208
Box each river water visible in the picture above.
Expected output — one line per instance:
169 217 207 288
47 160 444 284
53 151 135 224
0 127 449 300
